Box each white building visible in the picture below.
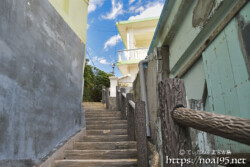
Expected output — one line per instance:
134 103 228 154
116 17 159 87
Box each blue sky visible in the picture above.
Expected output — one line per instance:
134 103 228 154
86 0 165 77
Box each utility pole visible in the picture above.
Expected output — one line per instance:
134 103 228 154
112 63 115 76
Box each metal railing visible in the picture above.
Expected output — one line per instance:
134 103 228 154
118 48 148 62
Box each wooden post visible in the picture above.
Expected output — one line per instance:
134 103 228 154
120 88 126 120
106 88 109 109
126 93 135 141
102 86 105 104
135 101 148 167
158 78 191 167
116 86 121 111
173 107 250 145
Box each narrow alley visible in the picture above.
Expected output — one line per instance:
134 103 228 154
54 102 137 167
0 0 250 167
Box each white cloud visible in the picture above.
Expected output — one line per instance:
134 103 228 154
129 5 144 13
87 24 90 29
88 0 105 13
129 6 136 12
104 34 122 50
101 0 123 20
99 58 109 65
93 56 110 65
129 0 136 5
128 2 163 20
135 6 144 13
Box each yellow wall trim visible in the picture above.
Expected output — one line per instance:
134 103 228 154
48 0 88 44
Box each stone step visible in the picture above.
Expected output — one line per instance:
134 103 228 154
86 124 127 130
85 114 121 118
87 129 127 135
85 117 121 121
84 109 107 112
86 120 127 125
74 141 137 150
82 135 129 142
65 149 137 159
85 115 121 118
85 111 121 114
54 159 137 167
85 110 109 112
85 113 121 116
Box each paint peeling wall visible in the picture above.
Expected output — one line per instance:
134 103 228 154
135 0 250 166
133 48 168 166
133 67 164 167
202 2 250 153
145 57 164 167
0 0 85 165
182 59 215 157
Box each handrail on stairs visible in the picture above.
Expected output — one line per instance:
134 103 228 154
102 86 149 166
158 78 250 164
101 86 110 109
102 78 250 166
116 86 148 167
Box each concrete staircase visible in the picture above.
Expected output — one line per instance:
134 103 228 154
54 102 138 167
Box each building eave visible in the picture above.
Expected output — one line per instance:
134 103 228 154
148 0 192 55
116 17 159 25
148 0 248 78
117 59 141 66
116 17 159 49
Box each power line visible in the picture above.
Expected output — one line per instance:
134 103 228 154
90 23 116 29
86 49 96 67
90 25 117 32
88 23 126 33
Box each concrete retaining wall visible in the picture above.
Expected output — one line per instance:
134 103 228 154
0 0 85 165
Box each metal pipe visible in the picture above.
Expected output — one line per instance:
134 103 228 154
139 59 151 137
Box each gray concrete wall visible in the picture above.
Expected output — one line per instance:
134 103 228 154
145 58 164 167
0 0 85 165
133 60 164 167
141 53 214 167
0 160 34 167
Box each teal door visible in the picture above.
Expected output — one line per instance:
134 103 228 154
202 2 250 153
